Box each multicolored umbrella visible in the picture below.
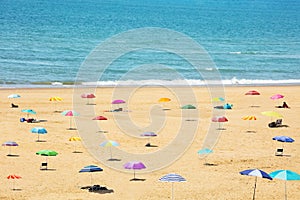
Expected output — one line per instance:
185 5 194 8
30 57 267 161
100 140 120 160
240 169 272 200
2 141 18 156
269 170 300 200
69 136 81 153
211 116 228 129
31 127 47 142
272 136 294 152
212 97 225 102
159 173 186 200
7 174 22 190
81 93 96 104
242 116 257 132
124 161 146 180
79 165 103 185
61 110 79 130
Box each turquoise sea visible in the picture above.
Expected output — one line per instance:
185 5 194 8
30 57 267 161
0 0 299 87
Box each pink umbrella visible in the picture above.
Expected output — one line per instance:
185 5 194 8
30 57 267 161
81 93 96 105
270 94 284 100
112 99 125 104
212 116 228 130
61 110 79 130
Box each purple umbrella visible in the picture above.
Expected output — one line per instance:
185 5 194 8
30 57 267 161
2 141 18 156
123 161 146 180
140 132 157 147
112 99 125 104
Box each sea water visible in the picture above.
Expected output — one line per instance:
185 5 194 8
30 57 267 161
0 0 299 87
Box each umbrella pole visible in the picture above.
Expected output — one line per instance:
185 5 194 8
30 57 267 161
90 173 93 186
69 117 72 129
171 182 174 200
37 134 40 142
284 181 287 200
110 146 112 159
133 170 136 179
253 176 257 200
9 146 11 155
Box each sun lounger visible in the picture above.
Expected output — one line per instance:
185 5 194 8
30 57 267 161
275 148 283 156
11 103 18 108
268 119 283 128
40 162 48 170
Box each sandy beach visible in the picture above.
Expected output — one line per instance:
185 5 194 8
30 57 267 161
1 85 299 200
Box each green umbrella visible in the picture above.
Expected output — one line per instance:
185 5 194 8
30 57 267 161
181 104 196 109
36 150 58 168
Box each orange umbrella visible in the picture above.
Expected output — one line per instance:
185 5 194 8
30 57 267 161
242 116 257 132
158 97 171 103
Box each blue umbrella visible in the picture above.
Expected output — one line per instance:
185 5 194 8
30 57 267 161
21 109 36 118
269 170 300 200
8 94 21 98
240 169 272 200
272 136 294 143
159 173 186 200
79 165 103 185
197 148 213 155
31 127 47 142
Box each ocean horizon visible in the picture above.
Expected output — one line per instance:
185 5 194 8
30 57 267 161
0 0 299 88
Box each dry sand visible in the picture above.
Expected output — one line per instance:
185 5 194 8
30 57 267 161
0 85 299 200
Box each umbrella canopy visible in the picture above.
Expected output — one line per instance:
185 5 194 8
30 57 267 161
49 96 62 101
124 161 146 180
69 136 81 141
269 170 300 200
8 94 21 98
272 136 295 143
197 148 213 155
61 110 79 130
240 169 272 200
140 131 157 137
36 150 58 156
242 116 257 120
245 90 260 95
112 99 126 104
81 93 96 98
21 109 36 115
93 116 107 120
79 165 103 185
212 97 225 102
159 173 186 200
2 141 19 156
158 97 171 103
270 94 284 100
181 104 196 109
212 116 228 122
100 140 120 160
261 111 283 118
31 127 47 142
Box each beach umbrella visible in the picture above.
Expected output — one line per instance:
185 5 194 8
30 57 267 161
112 99 126 104
69 136 81 153
123 161 146 180
36 149 58 166
61 110 79 130
8 94 21 99
269 170 300 200
159 173 186 200
242 116 257 132
140 131 157 146
100 140 120 160
49 96 62 112
211 116 228 129
2 141 18 156
240 169 272 200
212 97 225 102
272 136 294 153
270 94 284 100
245 90 260 95
93 116 107 120
81 93 96 105
197 148 213 164
7 174 21 190
158 97 171 103
30 127 47 142
21 109 36 118
181 104 196 109
261 111 283 121
79 165 103 185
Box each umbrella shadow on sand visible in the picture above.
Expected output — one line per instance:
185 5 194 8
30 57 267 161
7 154 20 157
130 178 146 181
107 158 121 161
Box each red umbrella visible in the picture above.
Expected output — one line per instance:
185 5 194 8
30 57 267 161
93 116 108 132
81 93 96 105
212 116 228 129
7 174 21 190
245 90 260 95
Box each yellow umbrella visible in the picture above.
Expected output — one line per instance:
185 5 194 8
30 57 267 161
261 111 283 121
242 116 257 132
69 136 81 153
158 97 171 103
49 96 63 112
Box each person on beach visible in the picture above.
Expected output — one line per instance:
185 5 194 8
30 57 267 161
276 102 290 108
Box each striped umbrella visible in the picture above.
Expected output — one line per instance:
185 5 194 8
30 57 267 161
7 174 22 190
69 136 81 153
240 169 272 200
79 165 103 185
31 127 47 142
159 173 186 200
2 141 18 156
242 116 257 132
100 140 120 160
269 170 300 200
61 110 79 130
